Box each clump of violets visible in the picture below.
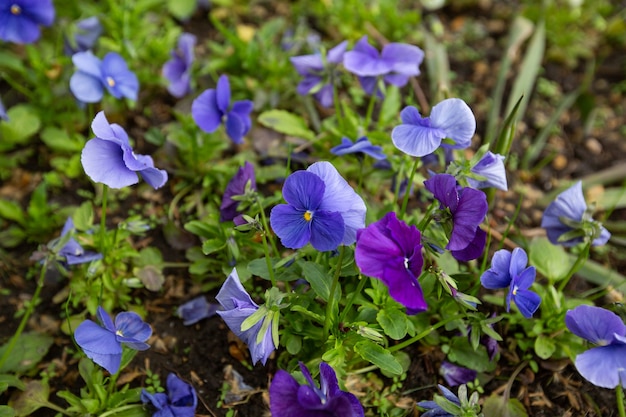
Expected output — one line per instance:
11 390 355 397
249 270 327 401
418 384 460 417
440 361 477 387
270 161 366 252
177 296 219 326
269 362 364 417
69 51 139 103
74 306 151 374
330 136 386 161
141 373 197 417
424 174 487 261
355 212 426 314
565 305 626 389
467 151 508 191
391 98 476 157
418 384 481 417
290 40 347 107
220 161 257 222
163 32 196 98
64 16 102 55
0 0 55 44
55 217 102 266
191 74 254 144
541 181 610 247
480 248 541 318
343 35 424 96
81 111 168 189
216 268 277 365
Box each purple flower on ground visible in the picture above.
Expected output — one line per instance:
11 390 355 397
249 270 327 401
541 181 610 247
163 33 196 98
0 0 55 44
480 248 541 318
57 217 103 265
424 174 487 261
64 16 102 55
216 268 275 365
392 99 476 157
220 162 257 222
565 305 626 389
69 51 139 103
330 136 387 161
141 373 197 417
467 151 507 191
417 384 460 417
343 35 424 96
81 111 168 189
177 296 220 326
355 212 426 314
74 306 151 374
191 74 254 144
440 361 477 387
290 40 347 107
0 95 8 121
270 362 364 417
270 161 366 252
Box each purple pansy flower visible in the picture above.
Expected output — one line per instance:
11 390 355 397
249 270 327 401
467 151 507 191
424 174 487 261
177 296 220 326
270 161 366 252
163 33 196 98
343 35 424 96
355 212 426 314
330 136 387 161
69 51 139 103
141 373 197 417
440 361 477 387
191 74 254 144
0 0 55 44
81 111 168 189
290 40 347 107
74 306 151 374
565 305 626 389
220 162 257 222
391 99 476 157
57 217 103 266
216 268 275 365
541 181 610 247
417 385 460 417
270 362 364 417
480 248 541 318
64 16 102 55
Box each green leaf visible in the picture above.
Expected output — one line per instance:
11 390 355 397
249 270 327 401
8 380 49 417
354 340 403 376
447 336 495 373
529 237 572 282
167 0 196 20
377 308 408 340
202 238 226 255
0 374 26 394
0 405 16 417
378 85 401 126
72 201 94 232
299 261 333 302
40 127 84 153
0 333 54 373
534 335 556 360
0 199 25 224
0 225 26 248
482 394 528 417
257 110 316 141
0 105 41 150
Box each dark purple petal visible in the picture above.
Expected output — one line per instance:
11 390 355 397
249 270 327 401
70 71 104 103
440 361 477 387
166 373 197 408
309 210 345 252
424 174 459 212
448 188 487 251
381 43 424 76
430 98 476 149
192 89 222 133
140 390 168 411
81 138 138 188
216 75 231 114
270 370 302 415
566 305 626 344
574 344 626 389
225 111 246 144
220 162 256 222
231 100 253 132
74 319 122 374
281 170 326 211
270 204 312 250
451 227 486 261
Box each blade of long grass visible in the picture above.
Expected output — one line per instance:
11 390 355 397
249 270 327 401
423 25 450 103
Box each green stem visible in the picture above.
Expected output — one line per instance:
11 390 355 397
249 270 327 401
323 246 346 337
99 404 145 417
399 158 421 219
42 400 72 416
338 275 367 325
557 242 591 292
389 314 465 353
256 196 279 257
332 78 343 131
261 232 276 288
100 184 109 256
0 260 47 370
363 86 378 131
617 386 625 417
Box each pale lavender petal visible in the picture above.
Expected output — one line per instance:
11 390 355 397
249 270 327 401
430 98 476 149
574 345 626 389
70 71 103 103
327 40 348 64
566 305 626 344
216 75 231 114
72 51 102 78
81 138 138 188
215 269 258 310
381 43 424 76
192 89 222 133
290 54 324 75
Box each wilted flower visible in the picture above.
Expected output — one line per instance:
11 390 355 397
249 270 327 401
467 151 507 191
0 0 55 44
330 136 386 161
81 111 168 189
220 162 257 222
141 373 197 417
163 33 196 98
565 305 626 389
391 99 475 157
440 361 477 387
343 35 424 96
270 161 366 252
74 306 151 374
177 296 220 326
69 51 139 103
191 74 254 144
270 362 364 417
216 268 276 365
424 174 487 261
541 181 610 247
64 16 102 55
290 40 347 107
355 212 426 314
480 248 541 318
57 217 102 265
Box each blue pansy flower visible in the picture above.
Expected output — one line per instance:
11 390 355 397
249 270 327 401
331 136 386 160
177 296 220 326
70 51 139 103
440 361 477 387
0 0 55 44
64 16 102 55
57 217 103 266
417 384 460 417
163 32 196 98
270 161 366 252
141 373 197 417
467 151 508 191
220 161 257 222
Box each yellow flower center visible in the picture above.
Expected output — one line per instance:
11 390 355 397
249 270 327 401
11 4 21 15
304 211 313 221
115 330 124 336
106 76 116 87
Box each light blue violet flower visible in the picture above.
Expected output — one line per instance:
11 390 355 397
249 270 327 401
541 181 610 247
141 373 197 417
191 74 254 144
74 306 151 374
565 305 626 389
417 384 460 417
177 296 219 326
467 151 507 191
391 98 476 157
480 248 541 318
81 111 168 189
64 16 102 55
270 161 366 252
270 361 364 417
0 0 55 44
57 217 103 266
163 32 196 98
69 51 139 103
331 136 386 160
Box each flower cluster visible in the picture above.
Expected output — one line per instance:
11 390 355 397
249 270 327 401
70 51 139 103
141 373 197 417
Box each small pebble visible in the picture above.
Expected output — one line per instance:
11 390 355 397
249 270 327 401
552 154 568 171
585 137 602 155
